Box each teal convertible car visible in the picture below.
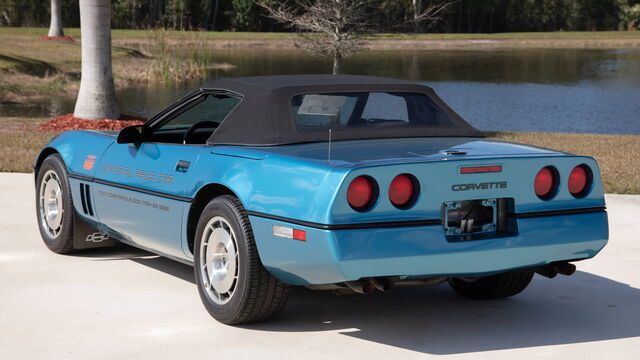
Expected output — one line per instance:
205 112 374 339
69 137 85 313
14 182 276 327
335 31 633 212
35 75 608 324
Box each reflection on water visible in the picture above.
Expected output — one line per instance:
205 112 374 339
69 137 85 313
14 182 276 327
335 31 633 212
4 48 640 134
432 81 640 134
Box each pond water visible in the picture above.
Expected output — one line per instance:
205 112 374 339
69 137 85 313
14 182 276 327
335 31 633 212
5 48 640 134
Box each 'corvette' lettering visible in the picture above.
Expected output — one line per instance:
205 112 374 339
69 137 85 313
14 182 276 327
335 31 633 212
451 181 507 191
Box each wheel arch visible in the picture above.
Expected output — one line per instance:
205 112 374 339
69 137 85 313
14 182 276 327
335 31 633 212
187 183 241 255
34 147 61 177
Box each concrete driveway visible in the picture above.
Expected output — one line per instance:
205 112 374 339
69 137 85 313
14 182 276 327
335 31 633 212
1 172 638 359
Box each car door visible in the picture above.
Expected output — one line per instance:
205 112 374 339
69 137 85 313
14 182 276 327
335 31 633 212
93 92 242 260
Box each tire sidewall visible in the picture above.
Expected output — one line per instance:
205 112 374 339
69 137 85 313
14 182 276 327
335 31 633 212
35 154 74 253
194 196 252 323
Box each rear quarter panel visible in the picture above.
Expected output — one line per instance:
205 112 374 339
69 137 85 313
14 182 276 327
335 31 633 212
193 147 349 223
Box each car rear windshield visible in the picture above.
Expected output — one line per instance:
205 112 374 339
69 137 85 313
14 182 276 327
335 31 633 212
291 92 457 130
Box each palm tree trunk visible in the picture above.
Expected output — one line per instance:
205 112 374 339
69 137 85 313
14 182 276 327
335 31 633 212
47 0 64 37
74 0 119 120
333 54 341 75
413 0 421 32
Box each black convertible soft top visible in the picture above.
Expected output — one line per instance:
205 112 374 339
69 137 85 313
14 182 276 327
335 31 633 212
203 74 484 146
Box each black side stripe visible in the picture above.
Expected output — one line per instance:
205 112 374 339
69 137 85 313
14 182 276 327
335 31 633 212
69 173 605 228
248 206 606 230
68 173 192 203
246 211 442 230
510 207 606 218
70 173 93 182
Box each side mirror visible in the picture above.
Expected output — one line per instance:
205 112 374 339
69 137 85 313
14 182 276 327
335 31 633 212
117 125 145 144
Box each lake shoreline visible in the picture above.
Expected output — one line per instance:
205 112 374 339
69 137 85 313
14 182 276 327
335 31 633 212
110 31 640 50
114 37 640 50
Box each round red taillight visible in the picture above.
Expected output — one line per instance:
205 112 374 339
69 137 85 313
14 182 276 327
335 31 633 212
534 166 558 200
389 174 418 208
347 176 375 210
568 165 592 197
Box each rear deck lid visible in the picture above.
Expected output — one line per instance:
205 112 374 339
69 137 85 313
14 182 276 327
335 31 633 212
248 137 565 167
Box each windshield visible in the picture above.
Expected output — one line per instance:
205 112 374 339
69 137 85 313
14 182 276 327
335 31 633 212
291 92 456 130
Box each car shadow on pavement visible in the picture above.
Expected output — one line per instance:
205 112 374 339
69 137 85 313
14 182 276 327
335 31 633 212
244 271 640 355
72 244 196 284
73 246 640 355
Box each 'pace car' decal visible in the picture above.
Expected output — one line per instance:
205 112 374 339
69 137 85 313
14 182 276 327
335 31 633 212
451 181 508 191
102 163 174 184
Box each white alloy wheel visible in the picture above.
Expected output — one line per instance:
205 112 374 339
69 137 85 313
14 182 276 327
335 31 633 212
39 169 64 238
199 216 240 305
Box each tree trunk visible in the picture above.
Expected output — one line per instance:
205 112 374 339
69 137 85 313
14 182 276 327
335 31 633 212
48 0 64 37
74 0 119 120
333 54 341 75
413 0 421 32
212 0 219 31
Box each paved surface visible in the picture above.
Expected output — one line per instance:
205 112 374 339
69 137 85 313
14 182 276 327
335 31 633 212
1 172 638 360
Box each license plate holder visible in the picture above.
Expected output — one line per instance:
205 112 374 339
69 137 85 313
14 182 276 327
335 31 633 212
442 199 497 236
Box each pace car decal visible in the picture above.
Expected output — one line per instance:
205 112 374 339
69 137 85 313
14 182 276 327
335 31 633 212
451 181 507 191
83 155 96 170
102 163 174 184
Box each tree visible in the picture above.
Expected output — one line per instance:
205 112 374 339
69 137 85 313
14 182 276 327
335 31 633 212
260 0 369 74
74 0 120 120
412 0 457 32
48 0 64 37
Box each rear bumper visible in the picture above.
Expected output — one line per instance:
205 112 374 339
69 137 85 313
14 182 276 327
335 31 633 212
249 210 608 285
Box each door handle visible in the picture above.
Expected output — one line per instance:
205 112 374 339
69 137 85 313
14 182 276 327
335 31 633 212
175 160 191 173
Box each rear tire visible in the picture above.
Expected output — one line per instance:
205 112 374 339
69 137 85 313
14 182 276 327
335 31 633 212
194 195 290 324
35 154 75 254
448 270 534 299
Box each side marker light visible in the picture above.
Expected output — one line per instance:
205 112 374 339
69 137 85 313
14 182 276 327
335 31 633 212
273 225 307 241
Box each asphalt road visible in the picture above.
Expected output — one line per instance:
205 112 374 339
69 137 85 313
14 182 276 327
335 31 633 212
1 172 638 360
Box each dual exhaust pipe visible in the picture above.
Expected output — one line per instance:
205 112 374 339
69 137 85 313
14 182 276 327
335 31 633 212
345 277 395 294
342 262 577 294
534 261 577 278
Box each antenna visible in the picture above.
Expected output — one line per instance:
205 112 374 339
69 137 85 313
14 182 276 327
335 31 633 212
327 129 332 164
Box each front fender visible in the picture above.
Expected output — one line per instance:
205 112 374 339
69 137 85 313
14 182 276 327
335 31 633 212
34 130 117 178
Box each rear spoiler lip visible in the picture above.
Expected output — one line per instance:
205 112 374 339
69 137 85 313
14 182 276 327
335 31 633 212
333 153 581 170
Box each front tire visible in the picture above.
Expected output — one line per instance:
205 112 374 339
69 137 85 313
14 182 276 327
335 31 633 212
35 154 75 254
448 270 534 300
194 196 290 324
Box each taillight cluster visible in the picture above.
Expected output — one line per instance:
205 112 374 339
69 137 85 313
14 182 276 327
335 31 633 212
347 176 376 210
534 164 593 200
568 165 592 197
347 174 419 211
